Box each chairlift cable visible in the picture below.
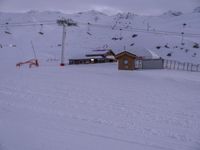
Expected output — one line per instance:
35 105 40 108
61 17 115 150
0 20 200 37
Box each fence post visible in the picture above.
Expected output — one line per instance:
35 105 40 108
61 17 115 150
187 63 189 71
183 62 185 71
196 65 198 72
173 60 176 70
190 63 193 72
170 60 172 69
165 60 167 69
177 62 180 70
196 64 199 72
166 60 169 69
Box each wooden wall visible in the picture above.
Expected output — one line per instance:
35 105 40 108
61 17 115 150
118 55 136 70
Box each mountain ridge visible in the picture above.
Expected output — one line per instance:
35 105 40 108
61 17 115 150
0 8 200 64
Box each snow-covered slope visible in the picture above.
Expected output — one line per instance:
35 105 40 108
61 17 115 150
0 8 200 64
193 6 200 13
1 64 200 150
0 9 200 150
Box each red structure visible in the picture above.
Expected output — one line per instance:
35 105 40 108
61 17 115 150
16 59 39 68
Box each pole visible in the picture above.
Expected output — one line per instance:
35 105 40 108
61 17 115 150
147 23 150 31
60 24 66 66
181 32 184 45
31 41 37 59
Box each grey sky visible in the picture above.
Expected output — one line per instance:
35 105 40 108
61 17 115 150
0 0 199 15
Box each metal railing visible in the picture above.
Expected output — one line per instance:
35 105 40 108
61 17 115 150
164 59 200 72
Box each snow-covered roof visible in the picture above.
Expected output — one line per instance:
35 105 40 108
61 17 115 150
69 49 114 59
114 47 160 59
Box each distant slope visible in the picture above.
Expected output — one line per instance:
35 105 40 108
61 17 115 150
0 8 200 64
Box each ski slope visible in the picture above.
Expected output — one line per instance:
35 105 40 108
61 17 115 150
0 64 200 150
0 9 200 64
0 8 200 150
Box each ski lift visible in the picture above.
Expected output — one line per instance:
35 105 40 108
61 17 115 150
87 22 92 35
87 22 91 31
102 44 109 49
38 24 44 35
119 28 122 36
87 32 92 35
118 28 123 40
182 23 187 28
4 22 12 35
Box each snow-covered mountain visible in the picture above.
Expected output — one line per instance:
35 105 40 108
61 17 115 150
0 8 200 65
1 8 200 150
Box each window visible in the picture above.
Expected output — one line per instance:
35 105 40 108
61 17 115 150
123 59 128 65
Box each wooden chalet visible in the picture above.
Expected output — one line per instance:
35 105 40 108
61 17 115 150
115 49 164 71
115 51 139 70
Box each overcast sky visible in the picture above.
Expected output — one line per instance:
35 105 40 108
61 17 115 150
0 0 199 15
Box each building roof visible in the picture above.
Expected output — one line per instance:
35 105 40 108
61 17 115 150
69 49 116 60
115 47 160 59
85 49 115 58
115 51 137 59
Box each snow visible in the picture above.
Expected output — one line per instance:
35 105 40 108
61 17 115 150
0 64 200 150
162 11 183 17
0 9 200 150
193 7 200 13
0 10 200 64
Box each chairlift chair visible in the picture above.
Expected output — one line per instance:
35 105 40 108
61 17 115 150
4 31 11 34
38 24 44 35
4 22 12 34
86 22 92 35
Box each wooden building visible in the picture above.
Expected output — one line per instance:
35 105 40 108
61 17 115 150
115 51 164 70
69 57 115 65
115 51 138 70
69 49 116 65
85 49 115 59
